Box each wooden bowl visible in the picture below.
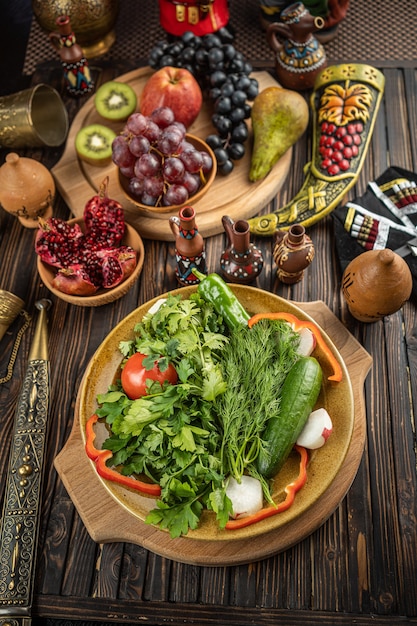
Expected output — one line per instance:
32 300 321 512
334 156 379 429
118 134 217 214
37 218 145 307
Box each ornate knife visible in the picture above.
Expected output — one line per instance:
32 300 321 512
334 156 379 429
0 299 51 626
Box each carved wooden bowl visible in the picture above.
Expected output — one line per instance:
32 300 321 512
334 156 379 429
37 217 145 306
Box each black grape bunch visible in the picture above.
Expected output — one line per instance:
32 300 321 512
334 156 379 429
148 28 259 176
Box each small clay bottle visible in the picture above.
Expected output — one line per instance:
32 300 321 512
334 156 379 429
0 152 55 228
220 215 264 284
49 15 94 96
342 249 413 322
169 205 207 285
273 223 315 283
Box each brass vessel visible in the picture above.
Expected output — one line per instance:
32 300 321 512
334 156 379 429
32 0 120 58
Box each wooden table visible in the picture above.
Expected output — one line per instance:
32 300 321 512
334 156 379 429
1 23 417 626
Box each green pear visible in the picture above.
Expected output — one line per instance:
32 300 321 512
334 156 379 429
249 86 309 183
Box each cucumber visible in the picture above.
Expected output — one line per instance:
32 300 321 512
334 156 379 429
256 356 323 478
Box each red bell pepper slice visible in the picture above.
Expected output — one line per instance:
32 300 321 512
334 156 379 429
248 311 343 382
225 445 308 530
85 413 161 496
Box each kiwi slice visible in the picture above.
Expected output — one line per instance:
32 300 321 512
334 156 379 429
95 81 137 121
75 124 116 166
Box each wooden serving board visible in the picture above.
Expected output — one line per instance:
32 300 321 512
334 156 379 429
52 68 292 240
54 301 372 566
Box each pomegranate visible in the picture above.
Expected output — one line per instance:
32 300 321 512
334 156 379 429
35 179 138 298
83 176 125 248
51 264 99 296
35 217 83 268
85 246 137 288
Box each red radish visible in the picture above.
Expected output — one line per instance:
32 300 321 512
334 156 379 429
296 326 317 357
296 408 333 449
225 475 263 519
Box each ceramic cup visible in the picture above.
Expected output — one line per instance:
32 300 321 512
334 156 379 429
0 84 69 148
0 290 25 342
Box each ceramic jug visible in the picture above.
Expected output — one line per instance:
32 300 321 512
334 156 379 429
0 153 55 228
220 215 264 284
259 0 350 43
169 206 207 285
32 0 119 58
342 249 413 322
49 15 94 95
267 1 327 90
273 223 314 283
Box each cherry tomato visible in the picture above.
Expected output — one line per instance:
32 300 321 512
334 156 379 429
121 352 178 399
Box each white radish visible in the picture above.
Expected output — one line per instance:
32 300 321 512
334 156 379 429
225 475 263 519
296 326 316 357
296 408 333 449
146 298 167 316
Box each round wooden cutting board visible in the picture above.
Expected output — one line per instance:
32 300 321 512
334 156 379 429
54 300 372 566
52 68 293 240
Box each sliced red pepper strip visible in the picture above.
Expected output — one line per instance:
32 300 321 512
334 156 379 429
248 312 343 382
225 445 308 530
85 413 161 496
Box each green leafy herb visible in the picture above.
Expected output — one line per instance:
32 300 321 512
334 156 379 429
94 298 301 537
214 319 300 501
97 294 231 537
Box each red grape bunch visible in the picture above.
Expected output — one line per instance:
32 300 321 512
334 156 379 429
112 106 213 207
318 121 364 176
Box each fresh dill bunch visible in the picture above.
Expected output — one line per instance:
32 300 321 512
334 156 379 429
214 319 300 495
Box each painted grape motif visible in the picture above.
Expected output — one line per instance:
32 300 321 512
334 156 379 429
319 121 363 176
317 81 372 177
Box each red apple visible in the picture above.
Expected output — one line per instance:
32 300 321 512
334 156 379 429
140 66 203 129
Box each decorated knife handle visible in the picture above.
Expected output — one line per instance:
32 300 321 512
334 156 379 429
0 300 51 626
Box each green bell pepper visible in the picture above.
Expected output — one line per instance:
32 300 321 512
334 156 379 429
192 268 250 331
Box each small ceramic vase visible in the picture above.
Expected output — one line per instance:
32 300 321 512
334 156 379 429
0 153 55 228
169 205 207 285
220 215 264 284
342 249 413 322
49 15 94 96
273 223 315 283
267 1 327 91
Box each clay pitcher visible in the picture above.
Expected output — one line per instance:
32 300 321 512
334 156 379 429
169 205 206 285
267 1 327 90
273 223 315 283
342 249 413 322
220 215 264 284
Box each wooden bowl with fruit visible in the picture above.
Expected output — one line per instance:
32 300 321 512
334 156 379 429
36 179 145 307
114 108 217 214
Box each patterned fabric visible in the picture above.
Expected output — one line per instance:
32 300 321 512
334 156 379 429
333 166 417 302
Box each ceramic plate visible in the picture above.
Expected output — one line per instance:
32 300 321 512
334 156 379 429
78 285 354 541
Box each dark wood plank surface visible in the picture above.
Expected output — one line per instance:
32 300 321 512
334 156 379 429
1 12 417 626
